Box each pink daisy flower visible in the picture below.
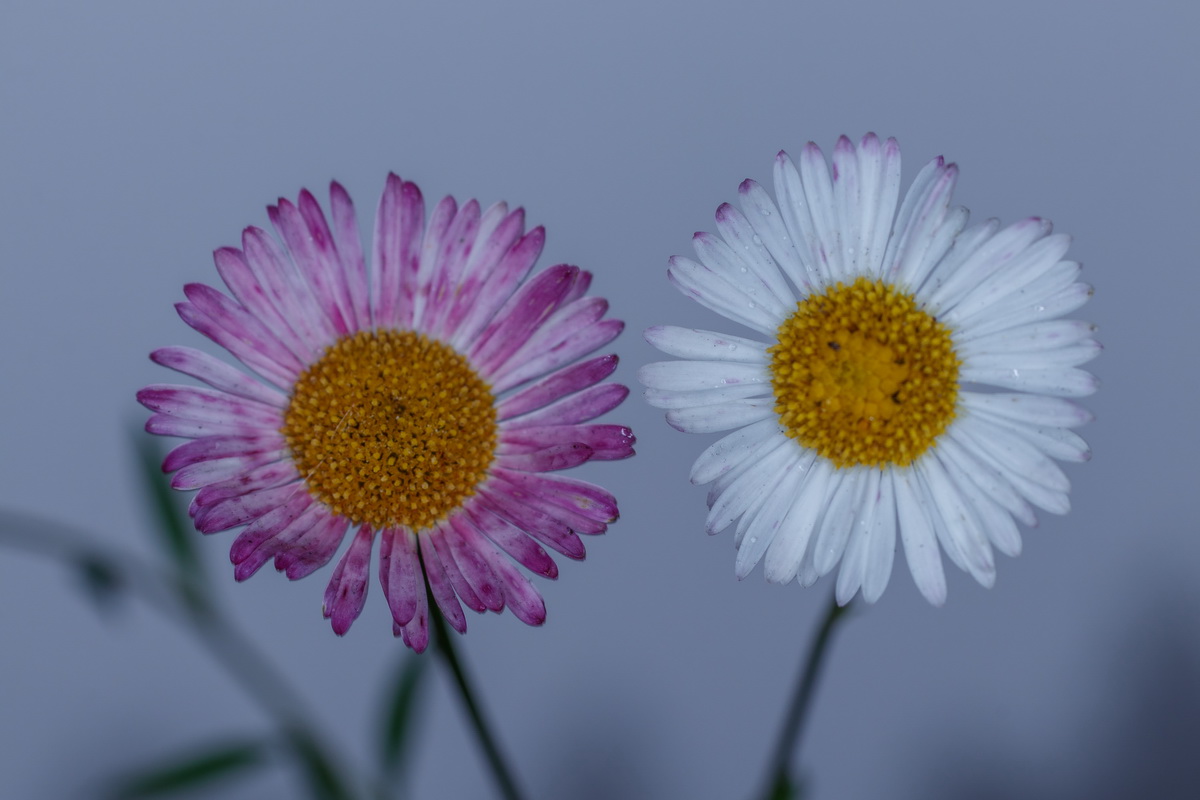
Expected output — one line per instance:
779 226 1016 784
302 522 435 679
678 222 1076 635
138 175 633 652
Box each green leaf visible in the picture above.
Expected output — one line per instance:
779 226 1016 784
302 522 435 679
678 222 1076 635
75 552 126 611
287 730 355 800
106 739 268 799
132 428 201 579
380 655 428 775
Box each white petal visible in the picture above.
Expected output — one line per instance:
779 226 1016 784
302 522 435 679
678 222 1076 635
668 256 781 335
957 319 1097 352
959 365 1098 397
959 391 1094 428
936 443 1023 558
638 360 770 393
712 204 796 306
917 218 1000 305
643 381 769 410
690 418 785 485
860 470 898 603
705 438 795 533
734 451 814 578
773 150 827 287
763 458 835 583
966 406 1092 462
916 456 996 588
942 226 1070 321
738 178 812 293
939 426 1037 527
643 325 770 363
798 142 843 282
895 469 946 605
964 341 1101 371
693 232 791 319
812 468 866 576
665 398 776 434
953 417 1071 514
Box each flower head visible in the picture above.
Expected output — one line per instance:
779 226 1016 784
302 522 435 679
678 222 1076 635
640 134 1097 605
139 175 633 651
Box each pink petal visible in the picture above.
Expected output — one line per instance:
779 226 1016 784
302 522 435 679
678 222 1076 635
170 451 284 490
470 264 578 374
496 354 619 420
499 424 635 461
454 517 545 626
138 385 281 427
486 295 606 386
270 198 351 337
396 584 430 653
489 471 606 535
410 194 458 329
422 199 481 337
502 383 629 428
379 527 422 627
213 247 311 362
419 534 467 633
371 174 424 328
162 434 286 473
299 189 361 333
174 301 295 390
427 524 485 613
464 501 558 579
449 224 543 351
183 283 306 376
145 412 275 440
495 442 595 473
192 483 300 533
476 485 586 559
191 461 300 509
229 491 314 580
322 525 376 635
493 318 624 393
150 347 288 407
445 516 505 612
438 205 525 341
489 469 619 524
241 226 329 355
329 181 371 331
275 510 350 580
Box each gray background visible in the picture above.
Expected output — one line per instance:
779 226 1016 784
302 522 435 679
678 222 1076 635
3 1 1198 797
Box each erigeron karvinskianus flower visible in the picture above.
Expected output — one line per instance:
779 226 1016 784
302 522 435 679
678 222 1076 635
139 175 633 651
639 134 1097 605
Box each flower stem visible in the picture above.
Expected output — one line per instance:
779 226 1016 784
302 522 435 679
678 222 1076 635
429 604 525 800
0 510 355 800
760 594 854 800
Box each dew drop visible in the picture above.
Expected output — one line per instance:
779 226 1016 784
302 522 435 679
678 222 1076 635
752 235 762 246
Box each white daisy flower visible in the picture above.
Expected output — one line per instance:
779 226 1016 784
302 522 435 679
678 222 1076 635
639 134 1098 605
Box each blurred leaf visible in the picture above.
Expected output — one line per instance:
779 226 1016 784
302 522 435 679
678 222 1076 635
132 428 200 579
106 739 268 799
380 655 428 777
287 730 355 800
75 552 126 611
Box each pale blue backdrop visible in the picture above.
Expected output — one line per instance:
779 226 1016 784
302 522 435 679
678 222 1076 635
2 1 1198 797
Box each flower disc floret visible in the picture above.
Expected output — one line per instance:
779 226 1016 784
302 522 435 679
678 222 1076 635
769 277 959 468
283 330 497 531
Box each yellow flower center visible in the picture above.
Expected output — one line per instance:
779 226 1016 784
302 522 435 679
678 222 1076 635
282 330 498 531
769 277 959 468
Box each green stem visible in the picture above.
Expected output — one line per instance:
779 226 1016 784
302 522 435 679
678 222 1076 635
429 603 525 800
0 510 354 800
760 594 853 800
